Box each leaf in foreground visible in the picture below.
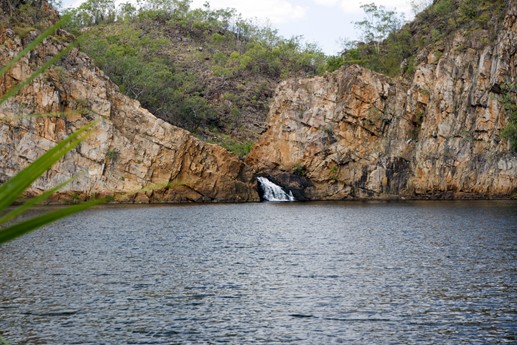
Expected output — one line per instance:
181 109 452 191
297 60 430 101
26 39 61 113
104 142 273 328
0 120 97 212
0 198 108 245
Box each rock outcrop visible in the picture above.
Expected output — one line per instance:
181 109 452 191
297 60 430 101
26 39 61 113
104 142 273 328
246 3 517 200
0 27 259 203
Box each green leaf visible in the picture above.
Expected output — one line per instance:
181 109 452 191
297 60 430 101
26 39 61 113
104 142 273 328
0 36 83 106
0 198 107 245
0 177 74 226
0 14 71 80
0 120 98 212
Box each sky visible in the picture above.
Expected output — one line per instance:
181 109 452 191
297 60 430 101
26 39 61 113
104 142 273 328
64 0 418 55
189 0 416 55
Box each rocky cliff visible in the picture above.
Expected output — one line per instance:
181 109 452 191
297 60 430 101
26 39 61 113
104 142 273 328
1 2 516 203
246 3 517 200
0 26 259 203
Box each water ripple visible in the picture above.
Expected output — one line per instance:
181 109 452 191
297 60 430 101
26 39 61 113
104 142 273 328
1 201 516 344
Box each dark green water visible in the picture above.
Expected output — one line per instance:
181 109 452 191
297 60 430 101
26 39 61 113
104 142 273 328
1 201 516 344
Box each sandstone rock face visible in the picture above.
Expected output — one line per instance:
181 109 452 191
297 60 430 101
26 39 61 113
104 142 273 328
0 28 259 203
247 5 517 200
2 4 516 203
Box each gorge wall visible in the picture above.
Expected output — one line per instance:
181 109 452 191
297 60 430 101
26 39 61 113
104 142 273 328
1 2 516 203
245 3 517 200
0 26 259 203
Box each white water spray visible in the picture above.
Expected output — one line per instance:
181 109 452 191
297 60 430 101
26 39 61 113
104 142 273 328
257 177 295 202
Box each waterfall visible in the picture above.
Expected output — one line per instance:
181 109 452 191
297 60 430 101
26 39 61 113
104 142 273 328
257 177 295 202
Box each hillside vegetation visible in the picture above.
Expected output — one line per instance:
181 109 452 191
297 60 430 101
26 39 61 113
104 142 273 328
61 0 328 156
336 0 508 77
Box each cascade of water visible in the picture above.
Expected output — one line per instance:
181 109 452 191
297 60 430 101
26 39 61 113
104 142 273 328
257 177 295 202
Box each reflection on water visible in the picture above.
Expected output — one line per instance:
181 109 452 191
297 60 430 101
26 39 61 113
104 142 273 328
1 201 516 344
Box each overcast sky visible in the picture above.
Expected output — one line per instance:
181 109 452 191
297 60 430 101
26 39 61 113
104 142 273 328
189 0 415 54
64 0 417 55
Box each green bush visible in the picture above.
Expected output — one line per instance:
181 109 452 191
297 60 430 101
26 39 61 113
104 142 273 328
220 137 254 158
433 0 453 16
293 163 307 177
459 0 481 20
105 148 120 162
501 123 517 151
